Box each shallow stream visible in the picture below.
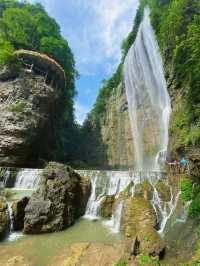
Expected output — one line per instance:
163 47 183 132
0 189 122 266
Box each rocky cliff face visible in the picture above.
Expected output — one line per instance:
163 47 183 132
99 84 134 169
0 60 65 167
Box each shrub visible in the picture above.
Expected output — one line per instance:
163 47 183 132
0 40 16 66
189 193 200 218
115 260 127 266
180 176 193 203
137 254 160 265
7 100 27 113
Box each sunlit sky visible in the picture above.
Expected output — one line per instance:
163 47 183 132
29 0 139 124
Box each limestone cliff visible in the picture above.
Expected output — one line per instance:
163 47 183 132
99 84 134 169
0 51 66 167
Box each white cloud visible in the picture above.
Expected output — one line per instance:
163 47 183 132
75 101 90 124
61 0 139 75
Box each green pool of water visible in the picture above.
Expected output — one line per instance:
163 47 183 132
0 218 122 266
1 188 123 266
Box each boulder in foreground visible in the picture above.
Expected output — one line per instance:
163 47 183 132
24 162 91 234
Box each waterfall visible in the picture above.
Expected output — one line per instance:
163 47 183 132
14 169 41 189
79 170 132 220
103 202 124 234
7 202 23 242
151 186 181 235
80 170 178 233
124 7 171 171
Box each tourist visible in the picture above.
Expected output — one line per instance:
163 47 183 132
180 157 188 173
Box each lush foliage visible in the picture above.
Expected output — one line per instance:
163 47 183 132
180 176 193 203
189 193 200 218
0 39 15 65
149 0 200 152
0 0 79 162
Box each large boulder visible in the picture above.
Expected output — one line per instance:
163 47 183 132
0 197 9 237
122 197 157 238
24 162 91 234
12 197 30 231
122 197 165 258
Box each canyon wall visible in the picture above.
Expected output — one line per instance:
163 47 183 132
0 53 66 167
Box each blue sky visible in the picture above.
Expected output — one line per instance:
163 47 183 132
29 0 139 123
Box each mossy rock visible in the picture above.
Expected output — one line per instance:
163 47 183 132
100 195 115 218
155 180 171 202
135 180 153 200
122 197 157 238
137 227 165 257
0 197 9 237
118 182 134 200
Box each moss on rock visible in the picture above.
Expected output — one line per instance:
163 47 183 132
0 197 9 238
100 195 115 218
122 197 157 238
135 180 154 200
155 180 171 202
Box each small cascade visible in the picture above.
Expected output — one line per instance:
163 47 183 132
14 169 41 189
152 187 180 235
103 202 124 234
79 170 132 220
7 202 23 242
81 170 180 234
176 200 192 224
3 170 11 187
7 202 13 232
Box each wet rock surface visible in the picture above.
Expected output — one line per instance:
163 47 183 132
50 242 125 266
24 162 91 234
122 197 165 258
12 197 30 231
0 197 9 237
100 195 115 218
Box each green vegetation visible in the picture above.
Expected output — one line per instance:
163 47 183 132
115 260 127 266
82 0 200 166
137 254 160 265
180 176 193 203
4 189 16 199
0 0 80 162
188 193 200 218
7 100 27 113
148 0 200 153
